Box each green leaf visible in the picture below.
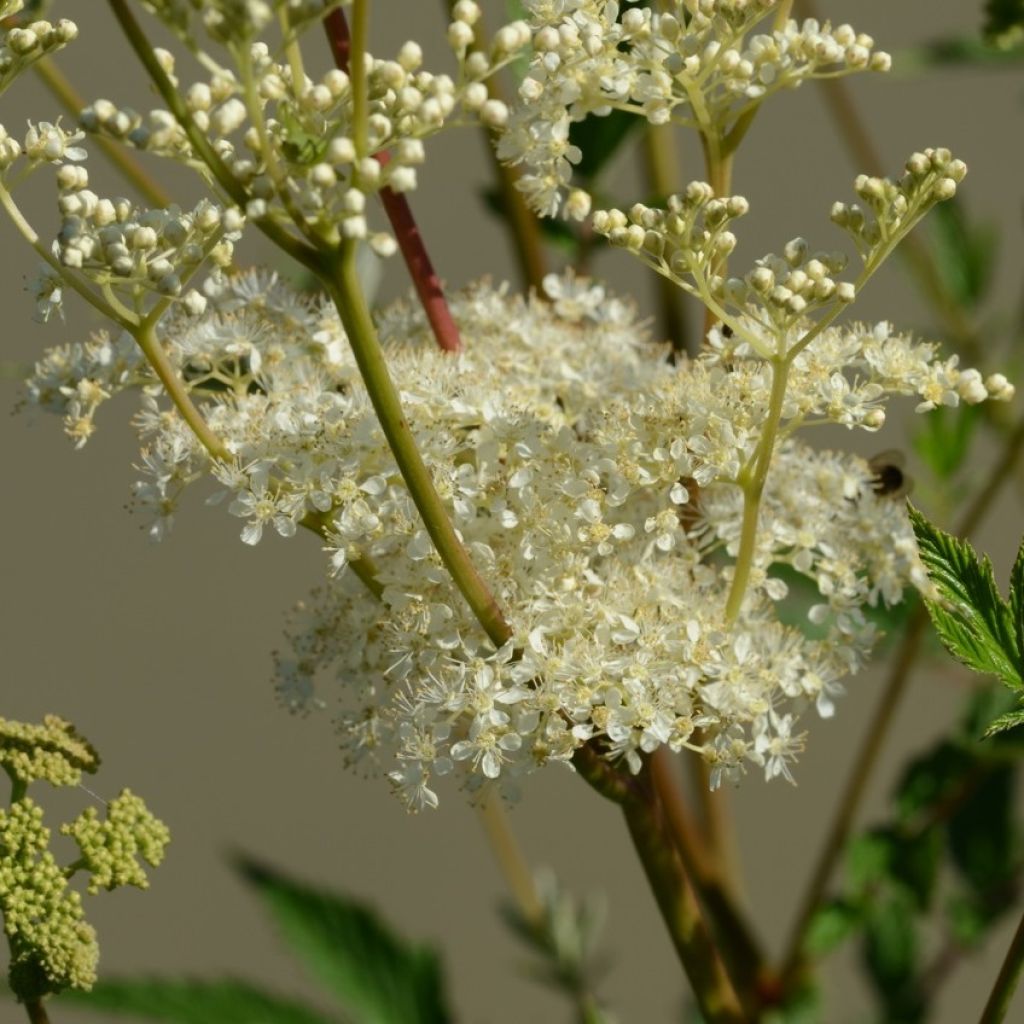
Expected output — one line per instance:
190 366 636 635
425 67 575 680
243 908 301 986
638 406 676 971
845 831 893 896
984 0 1024 46
570 110 641 183
887 829 942 912
927 199 997 310
803 900 862 956
911 404 979 481
908 505 1023 689
984 706 1024 737
862 893 920 999
947 764 1016 893
235 857 451 1024
894 742 972 823
1011 533 1024 657
61 979 335 1024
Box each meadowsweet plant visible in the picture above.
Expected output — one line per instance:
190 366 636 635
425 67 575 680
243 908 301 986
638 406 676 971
4 0 1024 1021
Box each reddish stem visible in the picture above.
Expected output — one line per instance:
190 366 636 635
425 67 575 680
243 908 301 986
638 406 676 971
323 9 462 353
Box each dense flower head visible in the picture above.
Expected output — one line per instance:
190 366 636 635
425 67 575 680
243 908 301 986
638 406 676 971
61 789 171 895
0 716 100 788
498 1 891 215
0 799 99 998
23 271 1010 808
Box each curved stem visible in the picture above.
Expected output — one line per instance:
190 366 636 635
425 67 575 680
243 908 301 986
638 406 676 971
979 908 1024 1024
34 58 173 209
325 241 512 647
780 410 1024 987
323 7 463 352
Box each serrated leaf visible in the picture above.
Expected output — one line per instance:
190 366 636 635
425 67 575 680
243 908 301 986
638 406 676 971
908 505 1023 689
887 829 942 911
235 857 450 1024
984 706 1024 737
61 979 335 1024
1011 534 1024 658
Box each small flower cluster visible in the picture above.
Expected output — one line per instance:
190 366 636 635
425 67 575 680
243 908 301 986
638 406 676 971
498 1 891 215
593 150 969 352
0 5 78 97
23 271 1010 808
0 716 169 999
82 2 529 246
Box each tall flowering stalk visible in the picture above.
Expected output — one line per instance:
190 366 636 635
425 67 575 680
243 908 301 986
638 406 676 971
2 1 1022 1021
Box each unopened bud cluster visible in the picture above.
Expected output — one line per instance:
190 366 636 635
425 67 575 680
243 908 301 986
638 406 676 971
498 1 891 215
81 3 528 248
831 148 968 259
0 11 77 95
0 717 168 1000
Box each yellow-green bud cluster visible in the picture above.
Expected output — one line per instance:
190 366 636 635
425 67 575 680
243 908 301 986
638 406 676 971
0 717 169 1000
0 799 99 999
0 716 99 789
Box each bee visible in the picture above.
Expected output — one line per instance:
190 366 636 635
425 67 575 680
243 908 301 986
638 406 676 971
868 450 913 499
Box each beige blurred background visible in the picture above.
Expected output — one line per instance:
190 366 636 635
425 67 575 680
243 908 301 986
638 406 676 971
3 2 1024 1022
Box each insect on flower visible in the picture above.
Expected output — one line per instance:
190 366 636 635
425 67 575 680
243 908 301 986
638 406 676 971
868 449 914 499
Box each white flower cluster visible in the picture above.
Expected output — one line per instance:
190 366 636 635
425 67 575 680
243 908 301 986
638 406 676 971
82 2 528 246
498 0 891 216
23 271 1009 809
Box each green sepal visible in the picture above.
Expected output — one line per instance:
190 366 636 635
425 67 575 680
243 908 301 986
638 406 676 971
236 856 451 1024
61 979 336 1024
908 505 1023 689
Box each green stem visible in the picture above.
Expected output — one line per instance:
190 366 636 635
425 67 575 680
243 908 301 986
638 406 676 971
133 322 230 461
350 0 370 162
34 58 173 209
325 242 512 647
979 909 1024 1024
723 355 788 623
